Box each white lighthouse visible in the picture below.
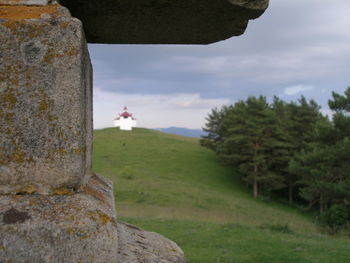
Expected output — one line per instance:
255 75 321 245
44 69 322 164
114 106 137 131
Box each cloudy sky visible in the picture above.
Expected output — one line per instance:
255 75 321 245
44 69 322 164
89 0 350 130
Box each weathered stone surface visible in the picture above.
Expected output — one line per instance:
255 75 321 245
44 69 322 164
0 4 93 194
0 0 50 5
60 0 269 44
118 221 186 263
0 173 119 262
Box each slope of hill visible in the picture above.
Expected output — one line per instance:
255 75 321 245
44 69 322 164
154 127 206 138
93 128 350 263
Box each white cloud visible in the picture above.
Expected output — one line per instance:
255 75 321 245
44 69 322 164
88 0 350 129
93 88 229 129
284 85 314 96
320 108 333 118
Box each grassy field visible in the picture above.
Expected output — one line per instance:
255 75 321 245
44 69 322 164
93 128 350 263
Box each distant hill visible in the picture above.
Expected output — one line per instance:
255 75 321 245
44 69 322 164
154 127 206 138
93 128 350 263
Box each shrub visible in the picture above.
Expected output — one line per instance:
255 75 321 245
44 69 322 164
318 204 349 234
259 223 293 234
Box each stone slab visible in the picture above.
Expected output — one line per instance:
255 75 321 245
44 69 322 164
59 0 269 44
0 0 50 5
117 221 185 263
0 173 119 263
0 4 93 194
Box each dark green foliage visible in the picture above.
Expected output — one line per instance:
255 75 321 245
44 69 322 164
201 95 321 200
200 106 231 151
272 96 321 205
291 88 350 231
329 87 350 113
201 88 350 233
290 139 350 215
329 87 350 141
318 204 349 234
208 96 289 198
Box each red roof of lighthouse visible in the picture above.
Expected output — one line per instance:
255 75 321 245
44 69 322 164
114 106 136 120
120 111 132 117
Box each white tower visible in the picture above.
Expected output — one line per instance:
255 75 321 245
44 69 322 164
114 106 137 131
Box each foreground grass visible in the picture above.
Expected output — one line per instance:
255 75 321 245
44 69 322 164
93 128 350 262
121 218 350 263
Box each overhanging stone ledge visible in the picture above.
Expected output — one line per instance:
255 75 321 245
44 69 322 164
0 0 50 5
60 0 269 44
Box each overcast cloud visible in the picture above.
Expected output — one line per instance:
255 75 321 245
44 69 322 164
89 0 350 129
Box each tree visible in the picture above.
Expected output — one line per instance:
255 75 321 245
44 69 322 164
329 87 350 141
273 96 322 205
290 138 350 214
200 106 231 151
201 88 350 231
291 88 350 231
217 96 287 198
329 87 350 113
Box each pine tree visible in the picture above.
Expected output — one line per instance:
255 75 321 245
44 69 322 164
218 96 287 198
290 138 350 214
272 97 295 204
272 96 321 205
200 106 231 152
292 88 350 230
329 87 350 140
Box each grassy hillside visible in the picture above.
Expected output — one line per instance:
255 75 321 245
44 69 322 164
93 128 350 263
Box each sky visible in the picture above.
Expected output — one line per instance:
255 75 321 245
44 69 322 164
89 0 350 130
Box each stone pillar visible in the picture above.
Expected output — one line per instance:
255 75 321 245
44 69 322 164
0 2 92 195
0 2 119 262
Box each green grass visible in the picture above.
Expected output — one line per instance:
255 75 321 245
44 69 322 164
121 218 350 263
93 128 350 262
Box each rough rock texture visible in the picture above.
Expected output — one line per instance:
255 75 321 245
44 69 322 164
0 173 119 263
0 4 93 194
60 0 269 44
0 0 50 5
118 221 186 263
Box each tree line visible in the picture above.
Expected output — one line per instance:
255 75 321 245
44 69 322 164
200 88 350 232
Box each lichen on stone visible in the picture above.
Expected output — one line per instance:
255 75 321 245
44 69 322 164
51 186 74 195
0 5 60 20
16 185 37 195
